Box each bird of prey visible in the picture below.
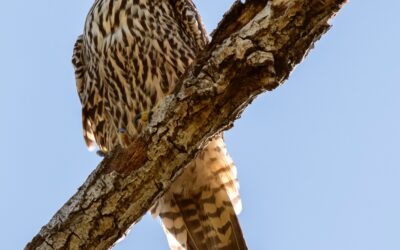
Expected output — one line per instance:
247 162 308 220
72 1 247 249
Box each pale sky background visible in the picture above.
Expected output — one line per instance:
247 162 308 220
1 1 399 249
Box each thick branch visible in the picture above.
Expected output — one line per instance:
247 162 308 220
26 0 347 249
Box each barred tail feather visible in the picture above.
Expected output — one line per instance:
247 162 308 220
151 136 247 249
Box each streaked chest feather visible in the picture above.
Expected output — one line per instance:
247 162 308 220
79 0 197 150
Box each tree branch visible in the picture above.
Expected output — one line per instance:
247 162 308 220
26 0 347 249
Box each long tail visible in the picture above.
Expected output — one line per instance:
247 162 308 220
151 136 247 249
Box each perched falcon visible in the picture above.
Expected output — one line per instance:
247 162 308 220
72 0 247 249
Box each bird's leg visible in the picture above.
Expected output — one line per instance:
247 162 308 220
134 110 154 131
134 110 154 125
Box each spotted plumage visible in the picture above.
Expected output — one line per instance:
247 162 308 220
72 1 246 249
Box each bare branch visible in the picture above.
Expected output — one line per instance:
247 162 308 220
26 0 347 249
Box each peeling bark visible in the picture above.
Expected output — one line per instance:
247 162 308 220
26 0 347 249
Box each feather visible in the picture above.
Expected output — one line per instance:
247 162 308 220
153 137 247 249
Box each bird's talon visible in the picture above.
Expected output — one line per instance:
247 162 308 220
96 150 107 157
148 110 154 123
134 111 153 126
134 113 142 124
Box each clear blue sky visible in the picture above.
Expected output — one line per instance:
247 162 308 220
1 1 399 249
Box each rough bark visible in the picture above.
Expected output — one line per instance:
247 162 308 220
26 0 347 249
